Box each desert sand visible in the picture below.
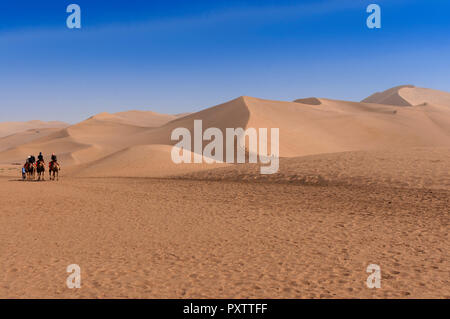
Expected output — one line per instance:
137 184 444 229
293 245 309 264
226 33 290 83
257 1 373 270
362 85 450 107
0 120 68 139
0 85 448 298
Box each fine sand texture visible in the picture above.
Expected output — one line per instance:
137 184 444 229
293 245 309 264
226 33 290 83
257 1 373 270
181 148 450 190
0 146 448 298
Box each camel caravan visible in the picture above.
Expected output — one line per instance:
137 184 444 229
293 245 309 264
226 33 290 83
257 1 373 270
22 152 60 181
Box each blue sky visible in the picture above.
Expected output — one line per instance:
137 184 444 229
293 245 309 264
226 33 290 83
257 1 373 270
1 0 449 123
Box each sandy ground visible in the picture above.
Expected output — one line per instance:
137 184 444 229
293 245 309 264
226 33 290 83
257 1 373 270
182 148 450 190
0 173 448 298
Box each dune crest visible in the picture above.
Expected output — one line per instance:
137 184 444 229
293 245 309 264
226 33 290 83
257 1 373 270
362 85 450 107
0 120 68 138
0 128 64 152
89 110 178 127
294 97 322 105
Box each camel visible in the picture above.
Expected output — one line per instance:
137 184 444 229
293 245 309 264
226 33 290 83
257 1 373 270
25 163 35 181
49 161 60 181
36 161 46 181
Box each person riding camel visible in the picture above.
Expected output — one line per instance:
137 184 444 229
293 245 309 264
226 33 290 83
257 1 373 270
29 155 36 165
49 153 59 169
24 156 31 170
37 152 44 163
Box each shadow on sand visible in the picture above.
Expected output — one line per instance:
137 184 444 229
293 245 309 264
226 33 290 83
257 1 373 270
8 178 52 183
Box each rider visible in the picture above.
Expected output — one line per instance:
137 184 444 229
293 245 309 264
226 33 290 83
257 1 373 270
29 155 36 165
49 153 59 169
37 152 44 163
24 156 31 169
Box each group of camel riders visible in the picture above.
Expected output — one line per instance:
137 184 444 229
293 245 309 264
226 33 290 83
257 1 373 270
23 152 60 180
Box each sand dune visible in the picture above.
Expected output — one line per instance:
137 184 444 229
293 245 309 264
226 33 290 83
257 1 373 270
90 110 178 128
130 94 450 159
129 97 251 146
362 85 450 106
0 111 178 165
71 144 229 178
66 97 250 175
0 128 64 152
91 92 450 175
246 96 450 157
0 120 68 138
1 85 449 178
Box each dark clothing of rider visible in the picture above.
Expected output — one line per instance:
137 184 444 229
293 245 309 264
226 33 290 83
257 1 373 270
38 153 44 162
51 154 57 162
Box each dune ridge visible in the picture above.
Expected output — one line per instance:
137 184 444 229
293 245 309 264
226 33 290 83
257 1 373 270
89 110 178 127
0 128 64 152
0 120 68 138
362 85 450 107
